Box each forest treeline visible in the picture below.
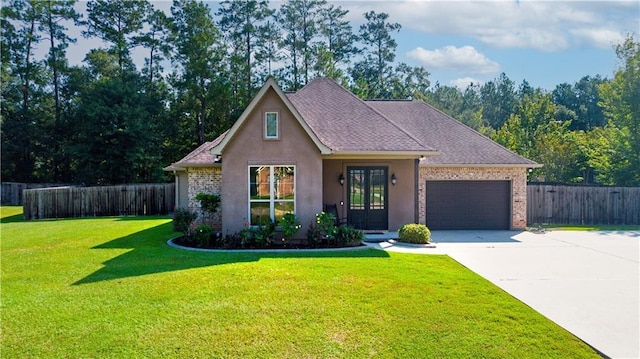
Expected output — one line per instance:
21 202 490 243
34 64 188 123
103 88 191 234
1 0 639 186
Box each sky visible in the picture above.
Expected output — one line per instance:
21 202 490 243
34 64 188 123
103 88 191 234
62 0 639 91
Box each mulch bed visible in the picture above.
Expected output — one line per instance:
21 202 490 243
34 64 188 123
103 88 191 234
172 235 364 250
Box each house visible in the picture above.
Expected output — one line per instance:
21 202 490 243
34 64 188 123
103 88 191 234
165 77 541 236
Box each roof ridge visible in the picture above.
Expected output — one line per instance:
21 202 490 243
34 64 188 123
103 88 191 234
299 78 432 151
412 100 537 164
363 99 434 151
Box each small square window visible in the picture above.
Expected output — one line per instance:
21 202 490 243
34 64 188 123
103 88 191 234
265 112 278 139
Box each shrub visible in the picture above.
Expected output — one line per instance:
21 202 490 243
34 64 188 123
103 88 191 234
279 213 301 240
194 225 214 247
398 223 431 244
335 225 364 247
253 220 275 248
173 208 197 235
316 212 337 241
195 193 220 213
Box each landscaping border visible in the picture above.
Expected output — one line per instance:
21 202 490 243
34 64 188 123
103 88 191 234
167 238 371 253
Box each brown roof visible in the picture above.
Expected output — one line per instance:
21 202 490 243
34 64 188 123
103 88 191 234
367 100 538 166
286 78 435 153
169 77 538 167
170 131 226 168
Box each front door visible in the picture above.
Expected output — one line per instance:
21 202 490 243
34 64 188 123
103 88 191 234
347 166 388 230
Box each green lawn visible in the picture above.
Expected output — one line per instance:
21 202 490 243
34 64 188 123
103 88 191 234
534 223 640 231
1 206 599 358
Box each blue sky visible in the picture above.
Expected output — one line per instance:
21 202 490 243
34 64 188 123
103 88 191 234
62 1 639 91
338 0 639 90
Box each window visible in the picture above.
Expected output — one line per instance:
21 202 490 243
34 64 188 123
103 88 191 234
265 112 279 139
249 165 295 225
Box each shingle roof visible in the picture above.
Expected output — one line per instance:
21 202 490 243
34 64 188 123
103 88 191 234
170 131 226 168
286 78 435 153
366 100 538 166
169 77 538 167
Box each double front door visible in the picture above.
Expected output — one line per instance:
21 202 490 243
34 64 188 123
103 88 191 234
346 166 388 230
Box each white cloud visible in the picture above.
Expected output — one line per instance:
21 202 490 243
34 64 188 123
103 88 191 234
450 77 484 91
570 28 626 49
407 45 500 75
341 1 638 51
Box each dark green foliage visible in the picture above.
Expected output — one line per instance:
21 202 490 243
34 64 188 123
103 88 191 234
193 224 214 247
278 213 301 240
194 193 220 213
0 0 637 187
398 223 431 244
335 225 364 247
307 211 337 244
172 207 197 235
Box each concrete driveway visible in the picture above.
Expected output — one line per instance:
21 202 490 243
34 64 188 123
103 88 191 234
367 230 639 359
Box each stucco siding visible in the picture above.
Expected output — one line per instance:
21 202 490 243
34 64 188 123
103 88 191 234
323 158 417 231
221 88 323 236
419 166 527 230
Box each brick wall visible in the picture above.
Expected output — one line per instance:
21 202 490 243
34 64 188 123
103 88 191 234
418 166 527 229
187 167 222 231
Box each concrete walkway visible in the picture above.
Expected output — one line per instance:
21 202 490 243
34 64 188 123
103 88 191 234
365 230 640 359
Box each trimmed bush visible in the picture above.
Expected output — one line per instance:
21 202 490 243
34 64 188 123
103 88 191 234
173 208 197 235
398 223 431 244
195 193 220 213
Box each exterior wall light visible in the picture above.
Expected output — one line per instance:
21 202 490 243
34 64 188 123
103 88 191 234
391 173 397 186
339 173 345 186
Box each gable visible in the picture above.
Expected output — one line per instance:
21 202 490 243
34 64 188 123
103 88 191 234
210 78 330 156
221 87 324 160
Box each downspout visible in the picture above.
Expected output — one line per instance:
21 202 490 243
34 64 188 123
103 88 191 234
173 170 179 211
414 159 420 223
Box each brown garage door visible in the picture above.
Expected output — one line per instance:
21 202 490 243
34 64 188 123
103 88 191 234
426 181 510 230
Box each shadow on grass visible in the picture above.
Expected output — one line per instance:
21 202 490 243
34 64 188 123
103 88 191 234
74 222 389 285
0 214 24 223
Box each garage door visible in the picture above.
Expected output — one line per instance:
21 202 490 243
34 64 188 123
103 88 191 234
426 181 510 230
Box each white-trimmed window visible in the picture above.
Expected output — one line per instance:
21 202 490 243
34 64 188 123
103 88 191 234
248 165 295 225
265 112 279 139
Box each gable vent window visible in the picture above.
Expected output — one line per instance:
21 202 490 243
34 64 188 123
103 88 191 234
265 112 279 139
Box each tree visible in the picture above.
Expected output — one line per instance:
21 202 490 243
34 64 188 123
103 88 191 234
136 7 172 84
388 63 430 100
493 91 585 182
351 11 400 99
480 73 516 128
216 0 273 109
597 35 640 185
0 0 47 181
170 0 228 144
277 0 326 90
40 0 81 181
317 4 357 69
83 0 149 73
552 76 606 130
254 20 282 79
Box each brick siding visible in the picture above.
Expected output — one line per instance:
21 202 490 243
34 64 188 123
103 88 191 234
187 167 222 231
418 166 527 229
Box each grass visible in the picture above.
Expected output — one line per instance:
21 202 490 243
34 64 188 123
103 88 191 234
1 206 599 358
532 223 640 231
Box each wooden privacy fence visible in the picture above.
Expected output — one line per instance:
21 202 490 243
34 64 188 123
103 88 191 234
23 184 175 220
527 184 640 225
1 182 73 205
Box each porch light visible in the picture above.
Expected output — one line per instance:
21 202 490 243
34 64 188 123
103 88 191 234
339 173 345 186
391 173 397 185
